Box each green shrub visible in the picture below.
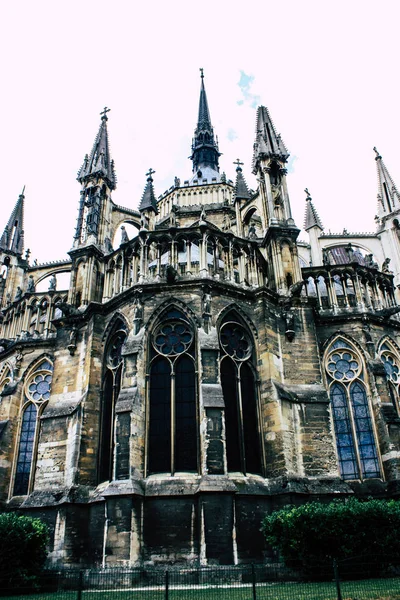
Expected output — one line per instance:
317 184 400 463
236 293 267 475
261 498 400 571
0 512 49 586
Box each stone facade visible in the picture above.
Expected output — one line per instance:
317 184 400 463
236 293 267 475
1 76 400 567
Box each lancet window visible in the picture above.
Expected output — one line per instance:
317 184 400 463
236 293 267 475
379 340 400 412
325 338 381 480
13 359 53 496
219 315 262 475
148 309 197 475
99 321 127 483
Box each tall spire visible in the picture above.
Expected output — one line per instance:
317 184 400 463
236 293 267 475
77 107 117 190
252 106 289 174
303 188 323 231
138 169 158 213
374 147 400 217
0 187 25 255
190 69 221 177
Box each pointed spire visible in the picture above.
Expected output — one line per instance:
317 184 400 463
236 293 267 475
252 106 289 174
190 69 221 176
374 147 400 216
233 159 250 201
138 169 158 213
0 187 25 255
77 107 117 190
304 188 323 231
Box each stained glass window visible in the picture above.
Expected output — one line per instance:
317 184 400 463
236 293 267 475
326 339 380 480
220 319 262 475
379 341 400 412
148 310 197 475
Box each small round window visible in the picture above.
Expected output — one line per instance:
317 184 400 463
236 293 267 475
220 322 252 361
326 349 361 381
153 321 193 356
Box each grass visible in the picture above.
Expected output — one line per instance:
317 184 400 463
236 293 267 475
1 578 400 600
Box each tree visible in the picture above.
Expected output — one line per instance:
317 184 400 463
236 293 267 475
0 512 49 586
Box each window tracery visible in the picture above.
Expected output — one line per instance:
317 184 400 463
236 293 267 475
379 340 400 412
148 309 197 475
13 359 53 496
325 338 380 481
219 317 262 475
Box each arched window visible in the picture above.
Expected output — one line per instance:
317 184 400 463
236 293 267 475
13 359 53 496
325 338 381 480
148 309 197 475
99 323 127 483
379 340 400 413
219 317 262 475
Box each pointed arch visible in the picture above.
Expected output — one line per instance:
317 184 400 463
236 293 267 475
219 310 263 475
98 317 128 483
216 304 258 340
147 306 198 475
378 336 400 413
324 336 381 481
12 357 53 496
146 298 201 332
102 311 130 343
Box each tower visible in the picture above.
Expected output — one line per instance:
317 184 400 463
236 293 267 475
0 188 26 307
69 108 117 306
252 106 302 292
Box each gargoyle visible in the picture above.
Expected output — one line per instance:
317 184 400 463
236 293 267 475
56 302 81 317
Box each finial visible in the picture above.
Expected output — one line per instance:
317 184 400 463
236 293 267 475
20 185 25 197
100 106 111 120
200 68 204 79
146 168 156 181
304 188 312 201
373 146 382 160
234 158 244 171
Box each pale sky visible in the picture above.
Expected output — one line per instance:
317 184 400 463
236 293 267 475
1 0 400 263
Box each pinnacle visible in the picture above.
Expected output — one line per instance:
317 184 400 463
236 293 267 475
77 110 117 190
304 189 323 231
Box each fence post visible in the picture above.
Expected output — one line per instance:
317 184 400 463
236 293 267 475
76 570 83 600
251 563 257 600
165 569 169 600
333 559 342 600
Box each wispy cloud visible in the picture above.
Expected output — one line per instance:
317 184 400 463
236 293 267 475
227 128 238 142
237 71 261 108
287 155 298 174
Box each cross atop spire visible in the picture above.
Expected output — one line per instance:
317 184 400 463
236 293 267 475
0 188 25 255
100 106 111 120
234 158 244 171
139 170 158 213
77 109 117 190
200 67 204 79
146 168 156 180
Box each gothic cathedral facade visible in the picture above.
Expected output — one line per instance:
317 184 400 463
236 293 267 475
1 74 400 566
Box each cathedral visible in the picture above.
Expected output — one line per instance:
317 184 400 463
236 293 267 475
1 72 400 567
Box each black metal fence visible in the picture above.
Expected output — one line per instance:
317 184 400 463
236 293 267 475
1 558 400 600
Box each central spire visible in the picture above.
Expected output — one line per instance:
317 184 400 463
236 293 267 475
190 69 221 178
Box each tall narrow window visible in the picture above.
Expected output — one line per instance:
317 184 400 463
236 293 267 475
325 339 381 480
148 309 197 475
99 325 127 483
219 318 262 475
13 359 53 496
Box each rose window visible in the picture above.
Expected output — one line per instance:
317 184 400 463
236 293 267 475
154 322 193 356
28 373 52 401
220 323 252 360
326 350 361 381
381 353 400 383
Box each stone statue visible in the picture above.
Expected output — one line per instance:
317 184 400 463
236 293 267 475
48 274 57 291
203 290 211 314
120 226 129 244
248 223 257 240
166 264 178 284
141 212 149 230
104 237 114 254
322 248 331 266
170 206 177 227
200 205 207 222
15 287 22 302
382 258 391 273
27 275 35 293
345 243 354 262
174 176 180 188
133 296 143 334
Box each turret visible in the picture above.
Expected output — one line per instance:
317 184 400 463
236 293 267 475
138 169 158 231
0 188 27 307
190 69 221 182
233 159 250 237
304 188 324 266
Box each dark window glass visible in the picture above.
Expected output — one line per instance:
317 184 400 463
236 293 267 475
221 357 241 472
330 383 359 480
350 381 380 478
14 404 37 495
149 357 171 474
240 363 261 474
99 369 115 483
175 356 197 472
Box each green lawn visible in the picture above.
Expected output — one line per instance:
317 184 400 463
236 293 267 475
2 578 400 600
